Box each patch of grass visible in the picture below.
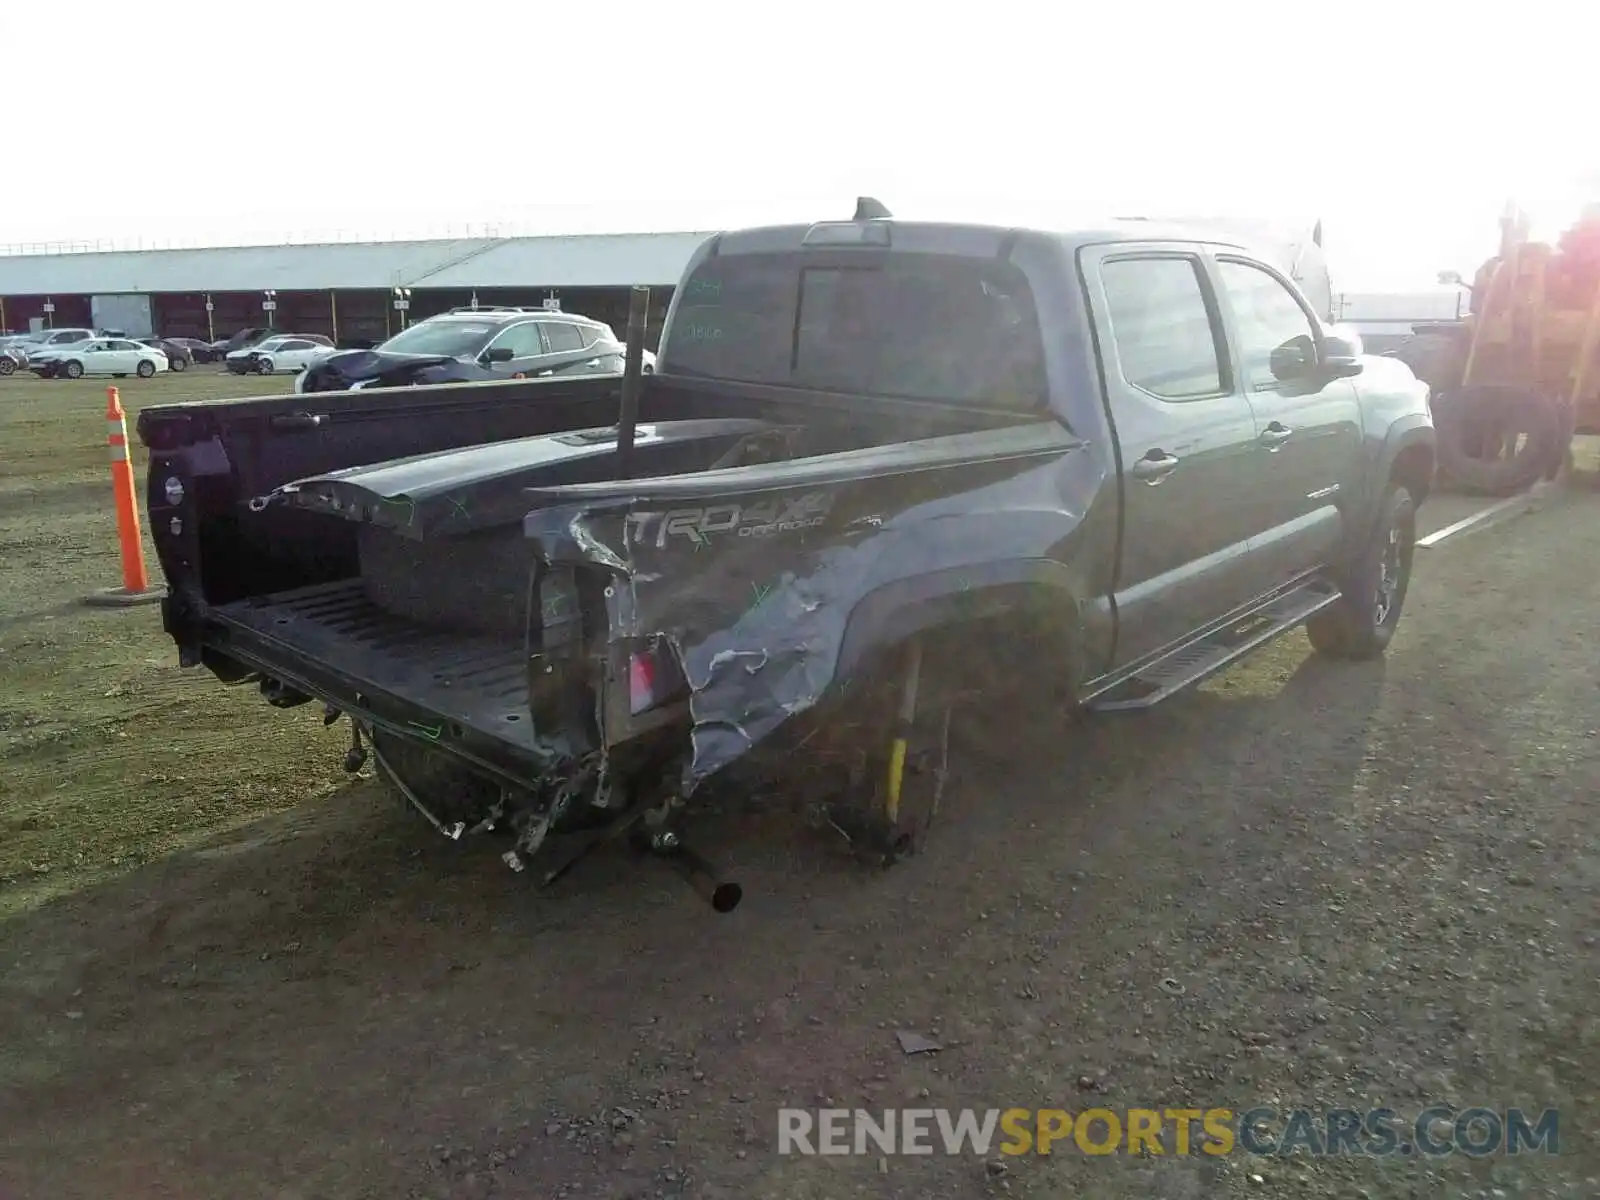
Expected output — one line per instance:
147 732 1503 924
0 369 355 915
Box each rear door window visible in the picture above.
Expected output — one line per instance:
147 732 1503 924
542 322 586 353
665 251 1046 408
1098 256 1227 400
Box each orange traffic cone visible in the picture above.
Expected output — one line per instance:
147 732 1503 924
84 386 165 607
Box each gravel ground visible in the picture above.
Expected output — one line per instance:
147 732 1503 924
0 374 1595 1199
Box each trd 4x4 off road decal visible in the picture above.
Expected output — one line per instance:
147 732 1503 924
626 491 834 548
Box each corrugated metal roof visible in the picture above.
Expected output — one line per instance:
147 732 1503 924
411 232 715 289
0 231 718 295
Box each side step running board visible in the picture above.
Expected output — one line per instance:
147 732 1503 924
1088 581 1342 713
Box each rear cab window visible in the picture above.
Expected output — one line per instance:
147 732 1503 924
1098 256 1228 401
663 249 1047 409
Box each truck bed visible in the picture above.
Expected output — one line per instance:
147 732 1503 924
145 375 1040 791
211 580 547 781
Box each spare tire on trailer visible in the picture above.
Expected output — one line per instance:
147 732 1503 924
1432 385 1566 497
1389 330 1467 394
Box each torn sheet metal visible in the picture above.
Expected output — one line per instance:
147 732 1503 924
521 421 1099 793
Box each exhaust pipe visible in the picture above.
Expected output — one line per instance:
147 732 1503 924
665 845 743 913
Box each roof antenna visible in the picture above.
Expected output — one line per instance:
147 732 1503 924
1312 218 1323 247
854 196 892 220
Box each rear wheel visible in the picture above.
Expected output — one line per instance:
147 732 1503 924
169 355 187 372
136 359 156 378
1306 483 1416 660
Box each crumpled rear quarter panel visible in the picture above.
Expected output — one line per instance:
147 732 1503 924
523 428 1100 791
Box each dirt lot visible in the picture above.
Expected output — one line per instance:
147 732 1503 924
0 373 1596 1199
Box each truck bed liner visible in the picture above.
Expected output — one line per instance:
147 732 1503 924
212 580 542 762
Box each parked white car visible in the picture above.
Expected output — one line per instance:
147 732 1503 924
29 337 169 380
225 335 338 376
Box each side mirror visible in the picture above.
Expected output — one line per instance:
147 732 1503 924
1268 333 1318 382
484 346 515 363
1317 327 1365 378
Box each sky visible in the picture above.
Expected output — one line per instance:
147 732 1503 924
3 0 1596 293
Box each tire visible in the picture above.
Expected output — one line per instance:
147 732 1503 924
1306 483 1417 660
136 359 156 378
358 524 556 640
63 360 84 379
1433 385 1564 496
169 356 188 372
0 358 14 376
255 357 274 375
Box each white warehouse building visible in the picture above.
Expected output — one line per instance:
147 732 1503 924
0 231 719 347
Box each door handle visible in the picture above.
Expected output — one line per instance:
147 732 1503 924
1258 422 1293 450
1130 451 1180 483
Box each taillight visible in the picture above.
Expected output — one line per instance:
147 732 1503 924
627 642 687 715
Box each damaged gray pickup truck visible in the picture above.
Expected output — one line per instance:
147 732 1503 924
138 202 1435 908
